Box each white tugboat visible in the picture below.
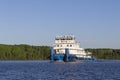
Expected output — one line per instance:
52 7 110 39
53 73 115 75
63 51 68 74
50 35 95 61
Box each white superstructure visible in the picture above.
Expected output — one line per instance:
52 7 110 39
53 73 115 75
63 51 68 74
53 35 92 58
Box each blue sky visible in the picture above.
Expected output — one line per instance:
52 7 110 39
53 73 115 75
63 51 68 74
0 0 120 48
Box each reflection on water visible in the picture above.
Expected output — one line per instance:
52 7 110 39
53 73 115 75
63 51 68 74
0 60 120 80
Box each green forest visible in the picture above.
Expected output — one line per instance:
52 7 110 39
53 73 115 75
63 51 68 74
0 44 120 60
86 48 120 60
0 44 50 60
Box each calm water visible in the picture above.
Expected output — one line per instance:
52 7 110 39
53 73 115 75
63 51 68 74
0 60 120 80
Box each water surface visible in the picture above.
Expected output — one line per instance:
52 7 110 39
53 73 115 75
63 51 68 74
0 60 120 80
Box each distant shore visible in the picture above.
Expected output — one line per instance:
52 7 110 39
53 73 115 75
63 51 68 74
0 44 120 60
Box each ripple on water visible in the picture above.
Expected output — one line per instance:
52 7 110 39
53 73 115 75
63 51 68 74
0 60 120 80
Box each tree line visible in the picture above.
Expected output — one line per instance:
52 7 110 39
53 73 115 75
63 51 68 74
0 44 50 60
85 48 120 60
0 44 120 60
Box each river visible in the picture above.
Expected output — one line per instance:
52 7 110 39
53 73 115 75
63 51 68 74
0 60 120 80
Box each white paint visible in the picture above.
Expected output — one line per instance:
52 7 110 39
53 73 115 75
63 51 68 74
53 35 92 58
